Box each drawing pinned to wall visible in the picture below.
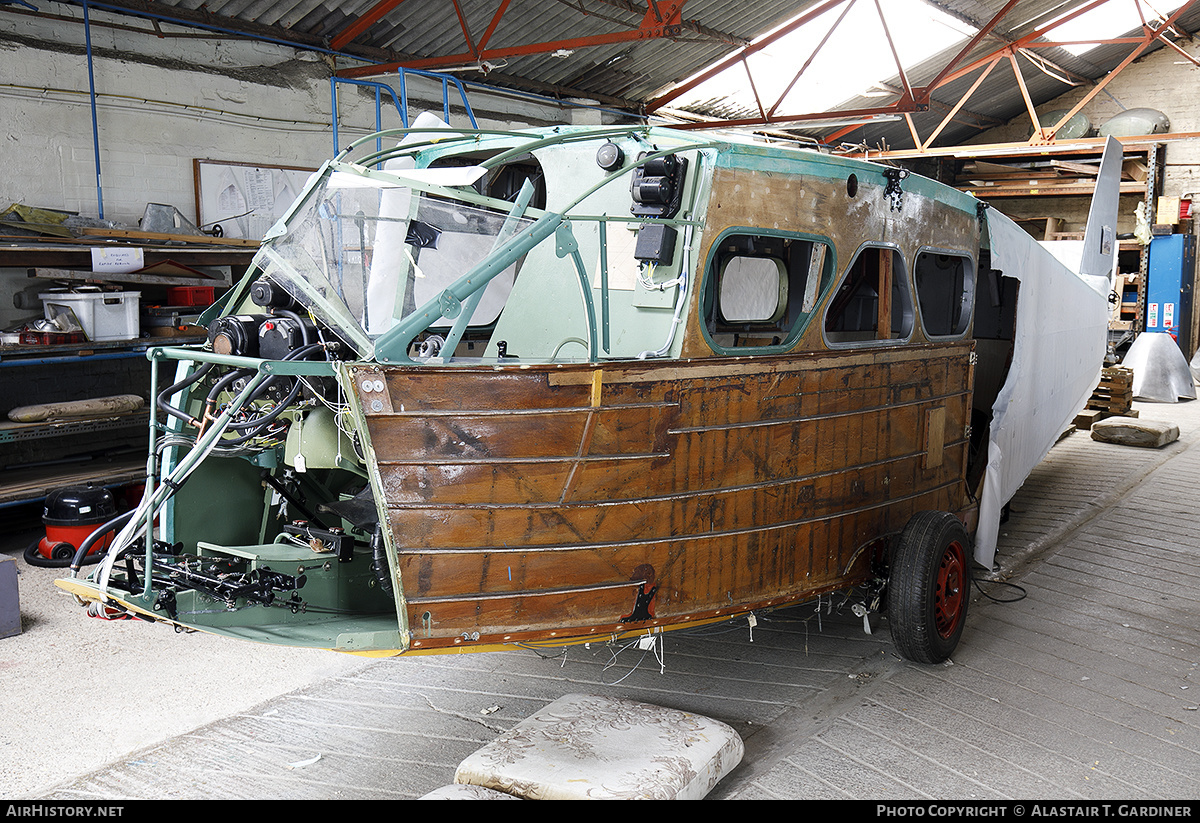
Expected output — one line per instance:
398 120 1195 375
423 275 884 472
194 160 315 241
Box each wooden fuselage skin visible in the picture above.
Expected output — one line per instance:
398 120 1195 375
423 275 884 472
350 144 982 652
59 128 1120 659
56 133 986 656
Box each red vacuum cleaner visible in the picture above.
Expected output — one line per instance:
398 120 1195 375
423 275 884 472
24 484 119 567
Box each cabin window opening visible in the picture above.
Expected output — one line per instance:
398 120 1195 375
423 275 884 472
823 246 913 345
482 161 547 210
915 250 975 338
719 256 787 322
428 153 548 212
702 231 834 352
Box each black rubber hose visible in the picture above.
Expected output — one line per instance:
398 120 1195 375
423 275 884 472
272 308 312 346
205 367 254 407
227 377 303 433
219 375 305 446
223 343 326 443
155 362 214 426
370 524 392 594
23 539 88 568
59 510 137 573
214 340 324 422
232 342 324 413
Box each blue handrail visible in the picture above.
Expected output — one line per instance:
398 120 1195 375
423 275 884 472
330 70 479 157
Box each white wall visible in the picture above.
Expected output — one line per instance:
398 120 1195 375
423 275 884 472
0 5 630 329
0 5 618 228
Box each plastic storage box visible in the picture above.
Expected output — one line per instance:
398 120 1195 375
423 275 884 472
166 286 215 307
40 291 141 341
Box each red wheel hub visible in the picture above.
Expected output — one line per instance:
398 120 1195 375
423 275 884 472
934 541 966 639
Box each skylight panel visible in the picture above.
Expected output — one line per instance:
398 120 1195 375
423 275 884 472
669 0 977 119
1040 1 1186 56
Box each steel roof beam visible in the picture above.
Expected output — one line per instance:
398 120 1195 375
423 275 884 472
916 55 1002 151
660 0 1198 151
664 103 925 131
815 1 1117 147
1031 1 1199 143
329 0 409 52
336 0 712 79
915 0 1022 97
874 0 914 105
766 0 855 117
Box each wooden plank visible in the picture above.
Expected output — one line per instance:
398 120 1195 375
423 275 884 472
958 169 1063 183
961 181 1146 198
1049 160 1100 176
1123 157 1149 182
30 267 230 287
1073 408 1109 430
77 227 259 247
387 447 969 552
961 159 1028 176
924 406 946 469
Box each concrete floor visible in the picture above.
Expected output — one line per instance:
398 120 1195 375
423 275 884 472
2 398 1198 800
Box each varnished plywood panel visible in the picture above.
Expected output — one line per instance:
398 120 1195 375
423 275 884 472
361 344 973 646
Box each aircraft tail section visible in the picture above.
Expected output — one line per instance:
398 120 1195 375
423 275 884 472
1078 135 1124 280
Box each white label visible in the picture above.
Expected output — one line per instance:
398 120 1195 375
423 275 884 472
91 246 144 273
1148 302 1159 328
1165 302 1175 329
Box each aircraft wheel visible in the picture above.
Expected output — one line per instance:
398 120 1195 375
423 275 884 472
888 511 970 664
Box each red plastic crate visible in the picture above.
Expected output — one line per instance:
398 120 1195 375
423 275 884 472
167 286 215 307
19 329 86 345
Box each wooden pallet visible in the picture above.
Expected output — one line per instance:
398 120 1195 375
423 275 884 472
1079 367 1136 426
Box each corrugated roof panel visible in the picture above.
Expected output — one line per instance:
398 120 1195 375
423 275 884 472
18 0 1198 146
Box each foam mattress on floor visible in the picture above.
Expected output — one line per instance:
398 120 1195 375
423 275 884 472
453 692 744 800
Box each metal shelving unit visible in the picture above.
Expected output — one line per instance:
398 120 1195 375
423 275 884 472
0 243 251 508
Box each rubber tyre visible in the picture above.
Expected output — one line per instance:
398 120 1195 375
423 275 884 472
888 511 970 664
